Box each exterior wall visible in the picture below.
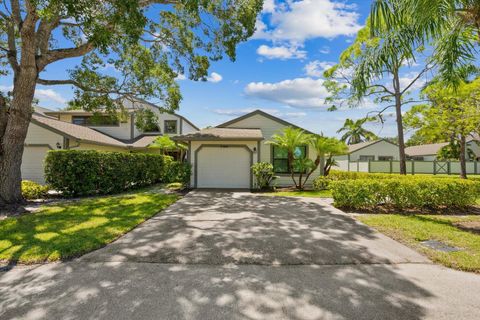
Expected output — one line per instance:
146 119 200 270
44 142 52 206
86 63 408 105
189 140 258 188
221 114 321 186
349 141 399 161
468 141 480 159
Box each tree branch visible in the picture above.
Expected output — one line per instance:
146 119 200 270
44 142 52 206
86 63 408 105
37 42 95 71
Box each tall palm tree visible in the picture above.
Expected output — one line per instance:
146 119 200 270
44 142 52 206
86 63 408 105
266 127 312 189
370 0 480 84
337 118 377 145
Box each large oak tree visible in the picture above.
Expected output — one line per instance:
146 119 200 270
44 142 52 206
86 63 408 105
0 0 262 209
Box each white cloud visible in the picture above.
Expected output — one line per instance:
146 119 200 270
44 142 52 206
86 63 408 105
257 44 306 60
175 73 187 81
35 89 67 104
319 46 331 54
245 77 331 108
254 0 361 43
262 0 276 13
207 72 223 83
304 60 335 77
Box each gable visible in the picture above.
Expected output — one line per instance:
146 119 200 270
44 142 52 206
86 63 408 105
219 113 291 140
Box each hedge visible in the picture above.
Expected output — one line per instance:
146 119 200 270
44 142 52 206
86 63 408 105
45 150 188 196
331 178 480 210
327 170 480 181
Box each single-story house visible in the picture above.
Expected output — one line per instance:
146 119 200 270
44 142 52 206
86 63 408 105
173 110 322 189
405 139 480 161
22 100 198 184
335 139 400 162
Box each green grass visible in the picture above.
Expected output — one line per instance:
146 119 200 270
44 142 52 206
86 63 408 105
262 189 333 198
357 214 480 273
0 188 179 264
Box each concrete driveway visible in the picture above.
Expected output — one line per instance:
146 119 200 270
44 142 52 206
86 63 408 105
1 191 480 320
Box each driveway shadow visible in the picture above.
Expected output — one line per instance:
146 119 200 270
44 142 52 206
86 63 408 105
80 191 427 265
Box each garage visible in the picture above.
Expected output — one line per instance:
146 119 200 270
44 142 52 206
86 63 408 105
21 146 50 184
196 145 252 188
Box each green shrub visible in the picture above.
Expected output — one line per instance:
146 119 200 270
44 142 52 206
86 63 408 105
22 180 49 199
163 160 191 185
252 162 277 190
45 150 169 196
312 176 331 190
332 178 480 210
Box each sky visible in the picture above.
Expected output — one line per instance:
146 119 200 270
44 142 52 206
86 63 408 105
0 0 431 138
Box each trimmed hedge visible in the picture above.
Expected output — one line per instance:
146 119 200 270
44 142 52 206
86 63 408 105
332 178 480 210
163 158 191 185
45 150 175 196
22 180 49 199
327 170 480 181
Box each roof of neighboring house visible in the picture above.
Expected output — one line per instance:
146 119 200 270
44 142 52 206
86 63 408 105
347 139 398 154
173 128 264 141
31 113 126 147
125 135 160 148
216 109 315 134
405 142 449 156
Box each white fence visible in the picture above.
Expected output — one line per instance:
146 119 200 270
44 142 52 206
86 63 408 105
334 160 480 175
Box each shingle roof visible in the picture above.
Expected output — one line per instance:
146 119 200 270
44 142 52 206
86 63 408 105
126 135 160 148
347 140 380 153
173 128 264 141
32 114 126 147
405 142 449 156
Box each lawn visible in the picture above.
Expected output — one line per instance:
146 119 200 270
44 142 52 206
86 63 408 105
357 214 480 273
0 188 179 264
262 189 333 198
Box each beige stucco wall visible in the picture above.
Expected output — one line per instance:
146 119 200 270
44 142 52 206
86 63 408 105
220 114 321 186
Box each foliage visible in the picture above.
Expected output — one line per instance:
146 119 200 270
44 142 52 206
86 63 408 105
370 0 480 85
0 189 179 263
404 78 480 177
135 108 159 132
149 135 187 155
312 176 331 191
251 162 277 190
45 150 168 196
332 178 480 210
266 127 312 189
358 214 480 273
163 160 191 186
437 142 476 161
309 135 348 176
337 118 378 145
21 181 49 200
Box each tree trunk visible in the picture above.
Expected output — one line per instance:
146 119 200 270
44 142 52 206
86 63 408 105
393 72 407 175
288 151 298 188
459 135 467 179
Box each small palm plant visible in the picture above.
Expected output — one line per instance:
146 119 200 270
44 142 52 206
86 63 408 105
149 136 187 159
266 127 312 189
337 118 377 145
306 135 348 182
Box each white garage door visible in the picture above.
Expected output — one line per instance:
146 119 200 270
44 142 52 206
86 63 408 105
21 146 50 184
197 146 251 188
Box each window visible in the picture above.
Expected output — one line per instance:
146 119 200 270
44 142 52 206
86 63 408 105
72 115 119 126
378 156 394 161
411 156 424 161
359 155 375 161
272 145 307 173
164 120 178 134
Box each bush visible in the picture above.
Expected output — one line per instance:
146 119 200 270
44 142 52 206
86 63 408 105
163 159 191 185
312 176 331 190
252 162 277 190
45 150 169 196
22 180 49 199
331 178 480 210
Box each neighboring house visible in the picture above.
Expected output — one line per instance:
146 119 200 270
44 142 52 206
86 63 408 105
405 139 480 161
22 100 198 184
173 110 322 189
335 139 400 162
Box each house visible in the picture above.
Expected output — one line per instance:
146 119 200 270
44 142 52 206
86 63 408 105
22 99 198 184
173 110 322 189
405 139 480 161
335 139 400 162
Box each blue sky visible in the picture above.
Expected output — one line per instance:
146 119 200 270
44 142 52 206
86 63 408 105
0 0 428 138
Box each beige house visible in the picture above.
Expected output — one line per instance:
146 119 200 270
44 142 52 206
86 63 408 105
174 110 322 189
23 99 198 184
335 139 400 162
405 139 480 161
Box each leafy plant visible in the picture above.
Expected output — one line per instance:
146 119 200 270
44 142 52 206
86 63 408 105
337 118 378 145
135 108 160 132
251 162 277 190
21 181 49 200
312 176 331 191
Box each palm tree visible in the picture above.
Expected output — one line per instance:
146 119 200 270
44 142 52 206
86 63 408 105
337 118 377 145
266 127 312 189
307 135 348 181
149 136 187 160
370 0 480 84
